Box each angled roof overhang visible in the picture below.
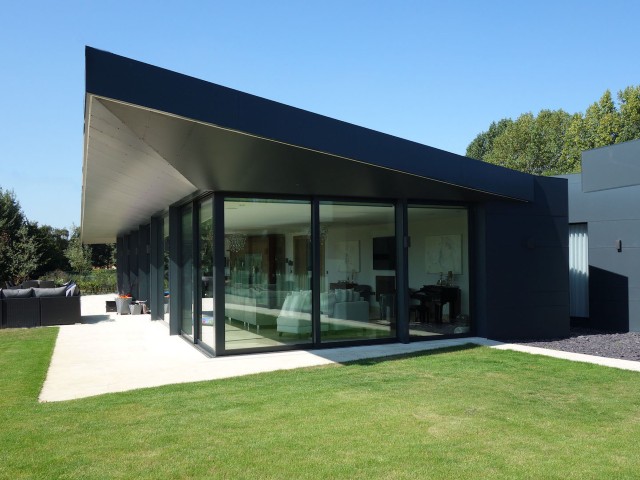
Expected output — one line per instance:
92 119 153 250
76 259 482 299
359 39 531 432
82 47 534 243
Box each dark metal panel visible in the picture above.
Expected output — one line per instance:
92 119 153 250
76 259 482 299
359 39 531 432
149 217 163 320
121 235 130 296
563 144 640 332
630 300 640 332
588 219 640 250
213 194 225 354
129 230 139 299
395 200 409 343
478 176 569 340
589 266 629 331
99 98 524 204
472 206 489 338
138 224 150 303
168 206 180 335
116 236 125 294
85 47 533 202
191 200 199 344
582 139 640 192
311 199 321 344
567 184 640 224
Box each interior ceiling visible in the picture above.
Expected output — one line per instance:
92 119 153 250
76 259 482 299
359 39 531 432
224 200 464 231
83 96 505 243
82 98 196 243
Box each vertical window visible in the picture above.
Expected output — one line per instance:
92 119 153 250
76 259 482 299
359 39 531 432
319 201 396 342
224 198 312 351
163 214 170 323
407 206 470 337
180 205 194 337
199 198 215 350
569 223 589 318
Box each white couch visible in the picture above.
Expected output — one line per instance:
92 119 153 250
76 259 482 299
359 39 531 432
277 289 370 336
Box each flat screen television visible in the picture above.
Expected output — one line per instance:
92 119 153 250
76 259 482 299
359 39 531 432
373 236 396 270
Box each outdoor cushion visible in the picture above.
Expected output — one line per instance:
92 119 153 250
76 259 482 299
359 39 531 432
33 286 68 298
288 292 303 312
1 288 33 299
280 294 293 313
320 291 336 315
300 290 312 313
65 283 80 297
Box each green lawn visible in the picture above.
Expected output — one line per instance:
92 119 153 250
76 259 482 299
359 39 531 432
1 328 640 479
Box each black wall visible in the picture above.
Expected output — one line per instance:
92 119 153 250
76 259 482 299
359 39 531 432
475 176 570 340
116 227 151 302
137 224 150 302
561 154 640 332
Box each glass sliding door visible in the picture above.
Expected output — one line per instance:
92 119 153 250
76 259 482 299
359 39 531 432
319 201 396 342
180 204 194 338
198 198 215 351
224 198 312 351
407 205 470 337
163 214 170 323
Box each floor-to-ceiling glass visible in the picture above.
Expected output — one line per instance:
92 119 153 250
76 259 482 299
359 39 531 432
163 213 170 323
319 201 396 342
199 198 215 350
407 205 470 337
224 198 312 350
180 205 194 337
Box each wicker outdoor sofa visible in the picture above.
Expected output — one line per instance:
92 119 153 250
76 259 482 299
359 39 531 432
0 285 81 329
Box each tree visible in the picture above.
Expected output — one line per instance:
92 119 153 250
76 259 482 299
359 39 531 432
482 110 572 175
65 225 92 274
582 90 621 148
466 118 513 161
0 188 42 284
5 225 41 284
617 85 640 142
0 188 25 239
30 223 70 277
560 113 588 172
91 243 116 269
467 84 640 176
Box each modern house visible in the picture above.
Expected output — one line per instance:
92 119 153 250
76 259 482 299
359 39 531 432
81 47 569 356
560 139 640 332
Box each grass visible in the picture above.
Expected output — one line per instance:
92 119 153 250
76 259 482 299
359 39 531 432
1 328 640 479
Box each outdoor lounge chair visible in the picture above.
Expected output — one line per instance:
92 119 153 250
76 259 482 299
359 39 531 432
40 295 81 326
3 294 40 328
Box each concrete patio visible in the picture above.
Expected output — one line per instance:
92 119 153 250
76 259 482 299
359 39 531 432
38 295 640 403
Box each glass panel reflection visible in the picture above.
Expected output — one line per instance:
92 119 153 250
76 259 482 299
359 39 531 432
199 198 214 350
319 202 396 342
180 205 193 337
407 206 470 337
224 198 312 350
163 214 170 323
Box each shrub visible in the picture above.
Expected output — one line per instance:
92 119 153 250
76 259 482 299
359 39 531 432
40 269 117 294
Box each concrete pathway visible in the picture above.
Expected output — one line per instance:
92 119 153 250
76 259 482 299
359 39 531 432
38 295 640 402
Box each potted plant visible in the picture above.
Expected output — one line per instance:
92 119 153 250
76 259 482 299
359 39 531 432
115 294 132 315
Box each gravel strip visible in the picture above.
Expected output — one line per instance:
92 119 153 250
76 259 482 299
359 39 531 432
516 328 640 361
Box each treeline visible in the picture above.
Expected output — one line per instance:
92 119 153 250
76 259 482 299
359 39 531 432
466 86 640 175
0 187 115 285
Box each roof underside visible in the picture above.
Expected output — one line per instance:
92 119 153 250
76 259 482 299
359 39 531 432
82 47 534 243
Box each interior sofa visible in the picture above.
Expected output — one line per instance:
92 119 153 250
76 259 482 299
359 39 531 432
0 286 81 328
224 284 292 331
277 289 370 336
225 284 288 310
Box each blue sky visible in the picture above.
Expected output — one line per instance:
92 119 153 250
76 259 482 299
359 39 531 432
2 0 639 230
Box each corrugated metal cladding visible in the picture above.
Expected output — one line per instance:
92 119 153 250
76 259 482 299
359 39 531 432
569 223 589 317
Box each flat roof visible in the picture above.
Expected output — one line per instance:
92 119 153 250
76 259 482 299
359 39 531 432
82 47 534 243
